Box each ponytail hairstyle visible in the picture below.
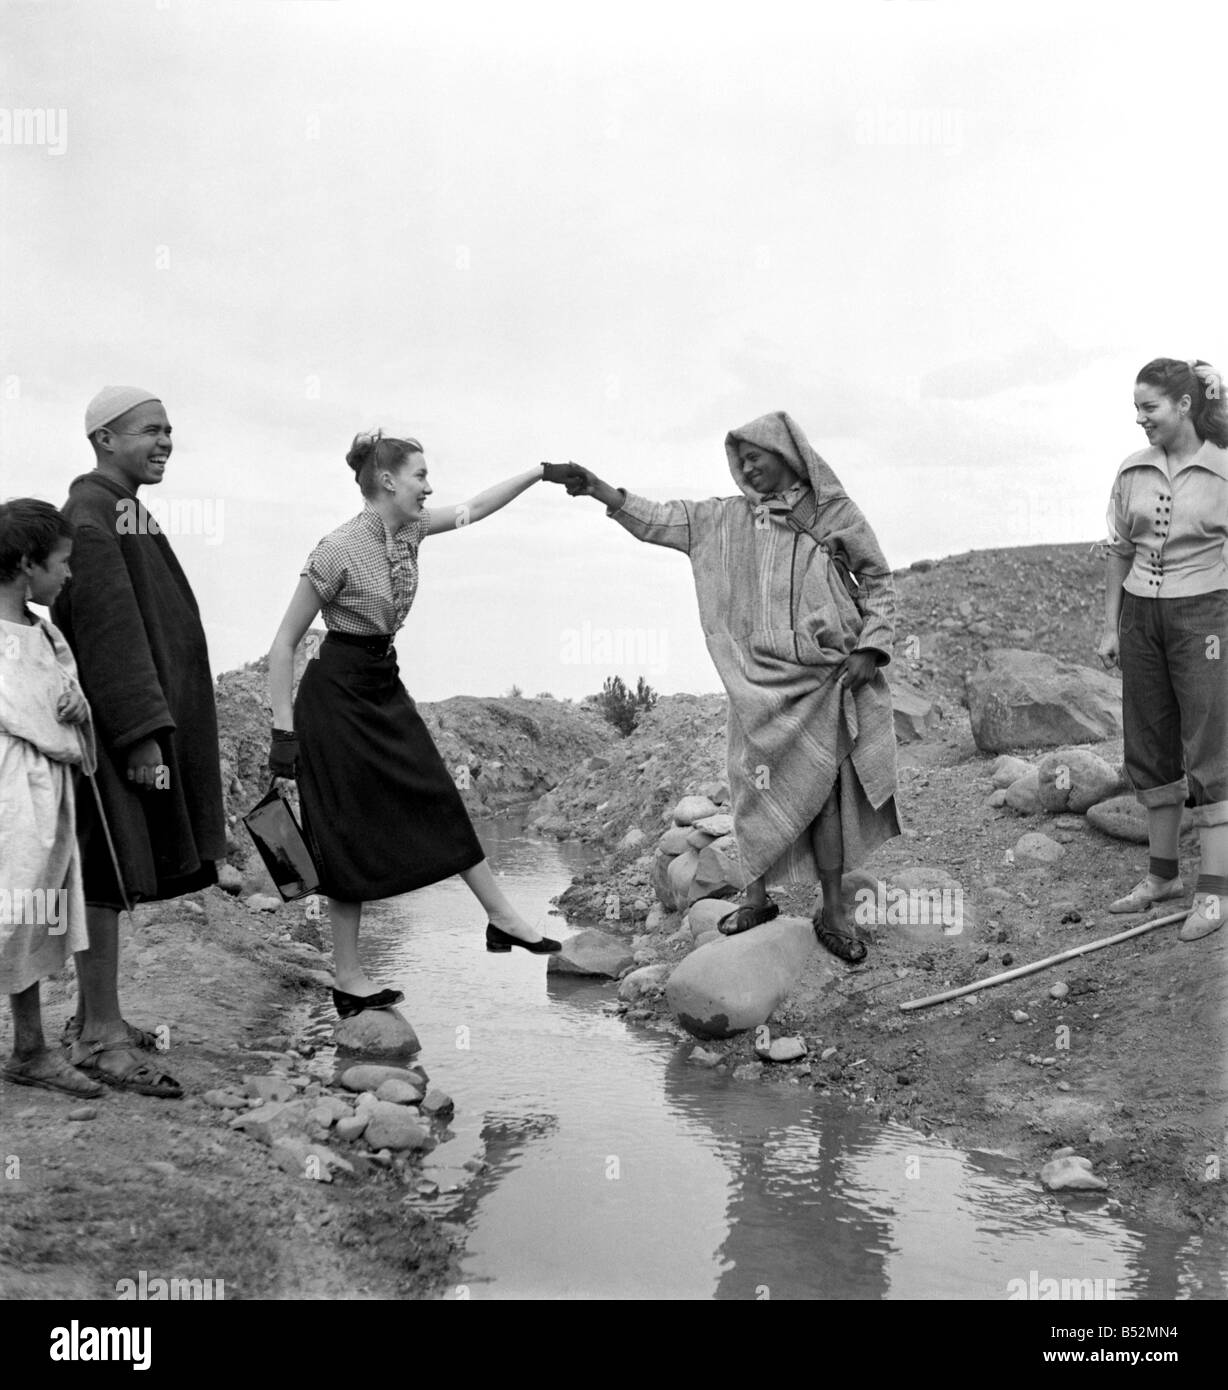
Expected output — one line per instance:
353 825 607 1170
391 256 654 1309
0 498 74 583
346 429 425 499
1135 358 1228 448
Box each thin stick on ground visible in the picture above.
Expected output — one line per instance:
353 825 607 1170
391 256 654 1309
899 907 1192 1012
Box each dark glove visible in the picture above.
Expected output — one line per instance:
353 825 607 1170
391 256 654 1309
563 465 597 496
268 728 300 779
540 461 585 485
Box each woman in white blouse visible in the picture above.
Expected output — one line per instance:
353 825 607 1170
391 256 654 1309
1098 359 1228 941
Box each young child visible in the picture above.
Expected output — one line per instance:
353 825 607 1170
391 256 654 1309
0 499 101 1096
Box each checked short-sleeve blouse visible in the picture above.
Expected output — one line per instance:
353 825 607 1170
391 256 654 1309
302 505 432 635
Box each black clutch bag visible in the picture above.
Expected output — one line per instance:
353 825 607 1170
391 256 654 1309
241 780 321 902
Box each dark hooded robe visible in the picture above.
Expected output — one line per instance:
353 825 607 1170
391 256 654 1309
606 411 901 885
52 471 224 906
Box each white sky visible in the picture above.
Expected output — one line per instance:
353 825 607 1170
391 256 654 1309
2 0 1226 699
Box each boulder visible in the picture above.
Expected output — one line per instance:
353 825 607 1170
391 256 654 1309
991 754 1033 790
671 795 720 826
966 649 1123 753
420 1089 455 1119
1040 1154 1108 1192
332 1009 421 1058
1037 749 1124 814
617 962 672 1003
890 677 940 743
657 826 693 857
665 916 827 1039
334 1114 368 1142
1004 769 1043 814
683 898 735 937
1084 794 1196 844
362 1100 433 1153
1013 832 1066 866
375 1077 425 1106
546 928 635 978
650 851 679 909
666 849 702 904
688 844 746 905
338 1063 422 1093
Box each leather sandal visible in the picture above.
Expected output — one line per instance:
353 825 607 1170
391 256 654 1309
718 900 780 936
812 909 867 964
68 1039 183 1099
3 1048 105 1098
62 1017 159 1052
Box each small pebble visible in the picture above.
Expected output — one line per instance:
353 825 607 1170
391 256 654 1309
1011 1010 1029 1023
820 1046 838 1061
1049 982 1068 1000
67 1106 97 1121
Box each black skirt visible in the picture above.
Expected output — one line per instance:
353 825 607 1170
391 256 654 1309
293 634 485 901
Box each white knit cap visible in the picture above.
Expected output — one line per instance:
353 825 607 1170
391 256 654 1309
84 385 162 436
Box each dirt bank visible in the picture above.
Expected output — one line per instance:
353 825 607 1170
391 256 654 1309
541 543 1228 1235
0 886 460 1299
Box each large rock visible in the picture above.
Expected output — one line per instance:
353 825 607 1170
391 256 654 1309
546 928 635 978
890 677 940 743
683 898 735 937
230 1099 317 1147
333 1008 421 1058
687 844 746 905
1040 1154 1107 1192
657 826 693 857
1085 794 1193 844
991 754 1033 790
1037 749 1124 814
671 795 720 826
666 849 702 905
338 1063 422 1093
362 1100 433 1152
650 850 679 909
1004 769 1043 814
692 812 734 838
617 962 672 1003
966 649 1123 753
665 916 826 1039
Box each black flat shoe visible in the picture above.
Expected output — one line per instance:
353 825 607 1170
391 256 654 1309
332 987 405 1020
485 923 561 954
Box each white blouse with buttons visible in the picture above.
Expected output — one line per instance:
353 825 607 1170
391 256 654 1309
1107 440 1228 597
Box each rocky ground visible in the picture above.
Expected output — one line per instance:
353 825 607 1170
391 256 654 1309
0 888 459 1299
2 541 1222 1301
537 543 1228 1235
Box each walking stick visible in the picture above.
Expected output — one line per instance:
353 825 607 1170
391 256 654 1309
898 907 1192 1012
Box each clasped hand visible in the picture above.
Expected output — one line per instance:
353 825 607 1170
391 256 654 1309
541 461 598 496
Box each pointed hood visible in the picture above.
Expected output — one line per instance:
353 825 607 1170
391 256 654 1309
725 411 848 505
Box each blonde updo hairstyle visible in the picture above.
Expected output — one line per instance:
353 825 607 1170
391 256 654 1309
346 430 424 499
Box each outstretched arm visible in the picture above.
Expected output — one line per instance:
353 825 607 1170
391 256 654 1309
426 467 543 535
562 465 693 553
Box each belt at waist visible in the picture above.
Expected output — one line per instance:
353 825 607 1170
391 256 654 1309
324 630 395 656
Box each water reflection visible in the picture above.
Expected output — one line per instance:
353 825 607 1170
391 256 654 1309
308 810 1228 1300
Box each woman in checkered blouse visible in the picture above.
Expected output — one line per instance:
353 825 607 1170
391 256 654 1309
267 433 573 1017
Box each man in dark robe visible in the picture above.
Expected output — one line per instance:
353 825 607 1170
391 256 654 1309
52 385 224 1097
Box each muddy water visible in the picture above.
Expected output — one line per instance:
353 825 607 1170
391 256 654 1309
316 810 1228 1301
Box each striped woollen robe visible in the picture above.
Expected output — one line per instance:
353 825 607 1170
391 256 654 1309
607 413 901 887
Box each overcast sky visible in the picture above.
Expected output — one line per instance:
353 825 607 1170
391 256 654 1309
3 0 1226 699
